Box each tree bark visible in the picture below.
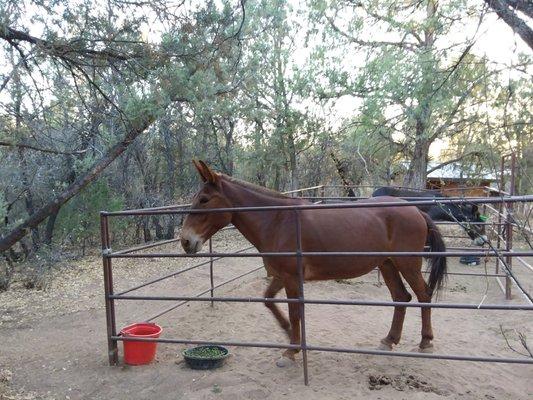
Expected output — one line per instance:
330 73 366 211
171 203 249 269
42 208 59 246
330 152 356 196
507 0 533 19
485 0 533 50
12 52 40 252
403 139 430 189
403 1 436 189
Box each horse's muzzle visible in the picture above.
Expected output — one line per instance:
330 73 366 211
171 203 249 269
473 235 488 246
181 236 203 254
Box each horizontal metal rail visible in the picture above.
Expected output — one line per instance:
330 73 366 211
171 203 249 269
109 202 191 215
305 345 533 365
106 250 533 258
283 185 324 195
321 184 493 192
442 235 472 240
101 195 533 216
422 270 507 278
435 221 503 226
113 336 299 350
113 238 182 255
304 196 501 203
110 336 533 364
109 294 533 311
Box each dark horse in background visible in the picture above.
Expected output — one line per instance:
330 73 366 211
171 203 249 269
181 161 447 367
372 187 487 245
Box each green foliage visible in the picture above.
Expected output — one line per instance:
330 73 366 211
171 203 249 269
55 180 125 247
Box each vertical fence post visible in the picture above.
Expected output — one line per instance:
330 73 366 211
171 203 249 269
505 154 516 300
209 238 214 307
496 156 505 274
101 212 118 365
295 210 309 385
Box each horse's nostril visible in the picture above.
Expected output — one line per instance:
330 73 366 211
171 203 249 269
183 239 190 247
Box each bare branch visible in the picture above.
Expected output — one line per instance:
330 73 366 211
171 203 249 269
325 15 418 50
0 141 87 155
426 151 483 174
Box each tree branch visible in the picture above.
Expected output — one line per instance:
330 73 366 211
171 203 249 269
325 15 417 50
484 0 533 50
426 151 483 174
0 141 87 155
0 26 142 62
508 0 533 19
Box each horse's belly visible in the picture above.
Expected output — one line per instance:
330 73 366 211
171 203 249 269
303 256 385 281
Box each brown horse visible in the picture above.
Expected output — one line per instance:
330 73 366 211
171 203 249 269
181 160 447 366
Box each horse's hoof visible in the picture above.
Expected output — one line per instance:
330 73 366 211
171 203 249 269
378 338 394 351
415 344 434 353
377 342 393 351
276 356 296 368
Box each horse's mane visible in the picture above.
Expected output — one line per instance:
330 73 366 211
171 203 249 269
221 174 292 200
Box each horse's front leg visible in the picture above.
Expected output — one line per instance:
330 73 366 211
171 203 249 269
276 280 300 367
263 276 291 337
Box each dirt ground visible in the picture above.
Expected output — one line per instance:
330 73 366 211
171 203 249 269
1 228 532 400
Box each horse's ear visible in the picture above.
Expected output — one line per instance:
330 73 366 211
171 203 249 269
192 160 208 183
196 160 219 184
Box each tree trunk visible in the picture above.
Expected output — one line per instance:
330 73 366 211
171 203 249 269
153 216 164 240
287 132 298 191
142 217 152 242
403 139 430 189
402 2 436 190
12 52 40 251
330 152 356 197
42 207 60 246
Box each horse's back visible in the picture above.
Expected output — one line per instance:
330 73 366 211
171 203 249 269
291 196 427 280
302 196 425 245
372 186 439 199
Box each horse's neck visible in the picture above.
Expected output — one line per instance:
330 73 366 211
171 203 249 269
221 179 303 250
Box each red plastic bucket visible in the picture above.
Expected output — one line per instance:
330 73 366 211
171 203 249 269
120 323 162 365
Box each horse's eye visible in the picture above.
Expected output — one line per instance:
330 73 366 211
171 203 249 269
199 197 209 204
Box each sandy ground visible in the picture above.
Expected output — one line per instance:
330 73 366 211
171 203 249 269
1 228 532 400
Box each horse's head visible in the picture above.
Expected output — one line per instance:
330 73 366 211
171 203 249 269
459 204 487 245
180 160 232 254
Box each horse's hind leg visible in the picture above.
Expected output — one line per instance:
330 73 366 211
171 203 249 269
396 257 434 351
379 259 412 350
276 279 301 367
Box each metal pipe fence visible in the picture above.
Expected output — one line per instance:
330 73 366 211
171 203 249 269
100 194 533 385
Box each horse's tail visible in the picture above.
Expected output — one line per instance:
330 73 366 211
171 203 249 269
421 211 447 296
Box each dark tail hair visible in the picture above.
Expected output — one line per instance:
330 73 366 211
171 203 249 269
421 212 447 296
